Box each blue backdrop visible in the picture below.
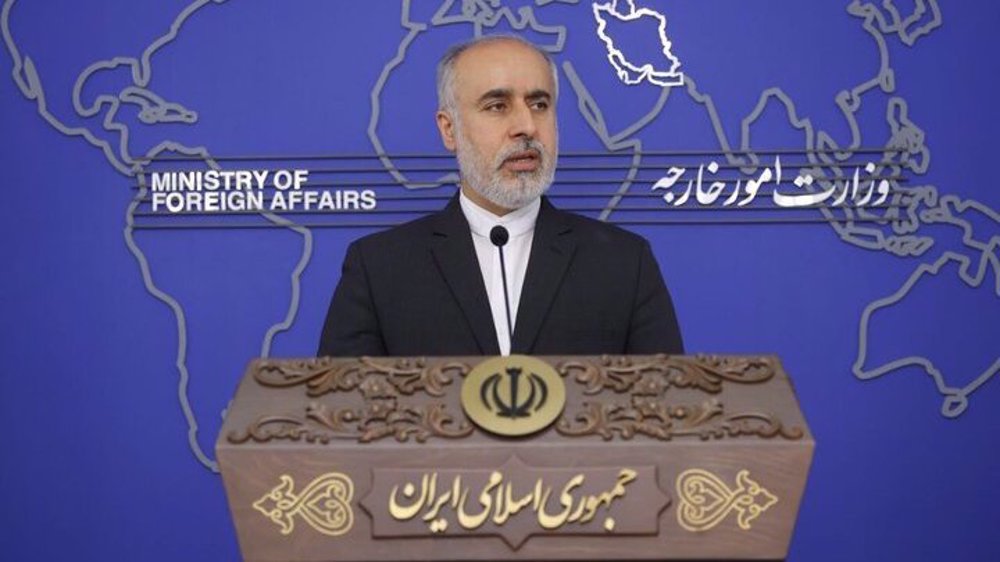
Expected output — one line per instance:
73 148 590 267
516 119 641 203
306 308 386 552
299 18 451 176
1 1 997 560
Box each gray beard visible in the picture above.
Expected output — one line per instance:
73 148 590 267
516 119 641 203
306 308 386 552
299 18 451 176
456 136 556 210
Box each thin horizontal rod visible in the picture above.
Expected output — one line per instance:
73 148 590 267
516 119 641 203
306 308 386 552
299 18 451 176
135 146 909 163
127 174 908 190
128 216 910 230
130 202 910 218
135 161 908 175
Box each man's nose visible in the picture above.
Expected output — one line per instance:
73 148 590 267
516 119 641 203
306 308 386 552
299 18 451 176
508 101 537 140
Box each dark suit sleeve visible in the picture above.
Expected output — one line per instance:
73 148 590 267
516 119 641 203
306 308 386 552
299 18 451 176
625 241 684 354
317 241 387 357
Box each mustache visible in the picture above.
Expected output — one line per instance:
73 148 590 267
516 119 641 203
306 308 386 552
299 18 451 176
495 139 546 169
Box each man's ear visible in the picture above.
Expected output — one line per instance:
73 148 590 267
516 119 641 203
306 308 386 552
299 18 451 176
436 110 457 152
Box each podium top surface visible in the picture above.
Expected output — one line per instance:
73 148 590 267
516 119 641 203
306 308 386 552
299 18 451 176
218 354 812 451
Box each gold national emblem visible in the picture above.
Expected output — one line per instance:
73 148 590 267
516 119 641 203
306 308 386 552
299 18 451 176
461 355 566 436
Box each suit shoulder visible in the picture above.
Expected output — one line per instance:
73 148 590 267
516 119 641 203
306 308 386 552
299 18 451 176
559 209 649 249
350 211 439 253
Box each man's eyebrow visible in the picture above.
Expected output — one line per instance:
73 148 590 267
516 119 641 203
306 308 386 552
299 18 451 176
477 88 512 104
525 89 552 100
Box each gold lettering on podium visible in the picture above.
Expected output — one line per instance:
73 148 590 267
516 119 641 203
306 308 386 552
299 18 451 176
388 468 636 533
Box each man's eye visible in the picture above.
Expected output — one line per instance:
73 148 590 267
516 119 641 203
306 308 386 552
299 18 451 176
485 103 506 112
531 101 549 111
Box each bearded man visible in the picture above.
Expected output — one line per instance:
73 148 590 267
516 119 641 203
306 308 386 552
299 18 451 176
318 35 683 357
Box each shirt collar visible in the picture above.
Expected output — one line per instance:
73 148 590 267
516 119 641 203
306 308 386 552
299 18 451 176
459 190 540 239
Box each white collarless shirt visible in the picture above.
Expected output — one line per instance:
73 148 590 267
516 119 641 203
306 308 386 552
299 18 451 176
459 192 540 356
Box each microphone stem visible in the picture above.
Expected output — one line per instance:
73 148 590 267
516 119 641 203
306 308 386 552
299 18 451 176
497 245 514 341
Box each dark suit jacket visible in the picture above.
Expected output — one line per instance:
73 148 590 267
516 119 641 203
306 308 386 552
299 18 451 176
318 195 683 356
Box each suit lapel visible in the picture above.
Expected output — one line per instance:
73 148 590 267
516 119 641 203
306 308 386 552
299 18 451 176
511 197 576 353
429 194 500 355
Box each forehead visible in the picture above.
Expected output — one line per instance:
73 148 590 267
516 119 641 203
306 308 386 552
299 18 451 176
451 40 554 103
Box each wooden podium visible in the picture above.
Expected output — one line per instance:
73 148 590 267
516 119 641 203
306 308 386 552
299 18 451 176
217 355 814 561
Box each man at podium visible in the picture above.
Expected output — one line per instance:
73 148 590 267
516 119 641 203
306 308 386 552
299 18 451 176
318 35 683 357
